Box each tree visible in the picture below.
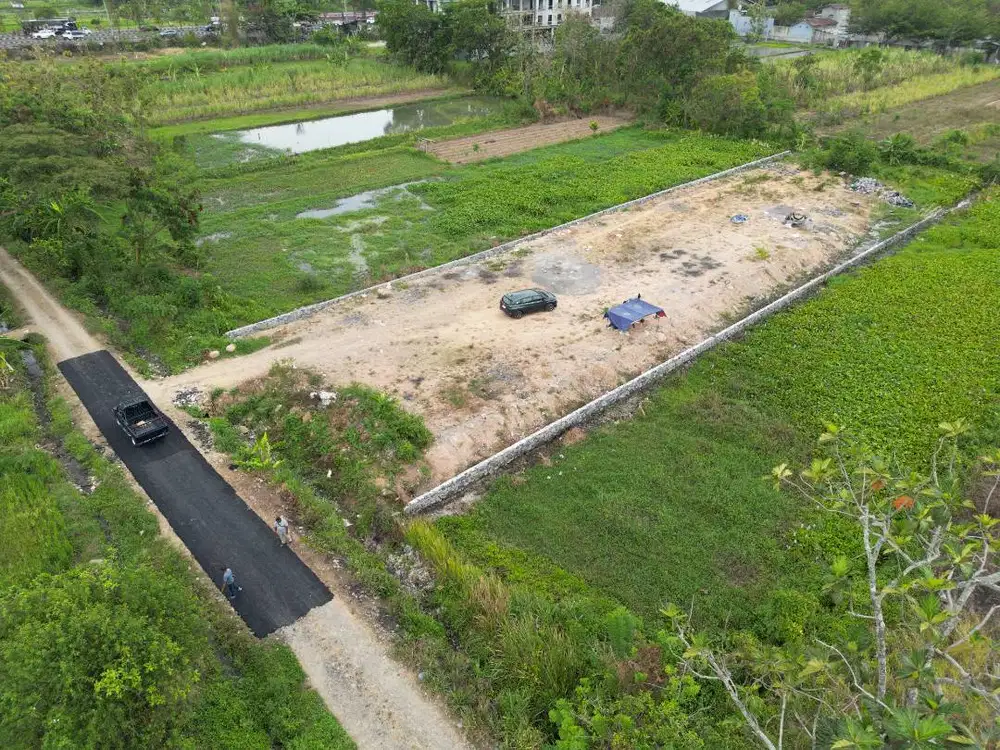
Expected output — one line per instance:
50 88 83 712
666 423 1000 749
377 0 452 73
849 0 988 46
772 1 806 27
445 0 510 80
0 561 210 748
119 153 200 267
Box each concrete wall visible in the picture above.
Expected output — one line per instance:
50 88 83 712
404 202 966 515
226 150 792 339
729 9 774 37
771 22 814 43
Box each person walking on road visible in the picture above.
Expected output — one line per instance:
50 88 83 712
221 566 241 600
275 515 290 546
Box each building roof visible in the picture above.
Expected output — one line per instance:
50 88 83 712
806 16 837 27
661 0 727 13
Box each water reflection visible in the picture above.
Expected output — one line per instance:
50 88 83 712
225 97 502 154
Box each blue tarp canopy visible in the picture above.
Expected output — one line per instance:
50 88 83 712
604 298 665 331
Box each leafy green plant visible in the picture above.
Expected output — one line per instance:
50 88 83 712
235 431 283 470
668 423 1000 749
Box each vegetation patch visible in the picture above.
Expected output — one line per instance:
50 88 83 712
207 362 432 539
145 54 451 125
196 128 773 338
0 335 353 749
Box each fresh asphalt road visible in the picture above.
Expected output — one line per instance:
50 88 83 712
59 350 331 636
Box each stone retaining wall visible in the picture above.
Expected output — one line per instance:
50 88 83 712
404 202 964 514
226 150 793 338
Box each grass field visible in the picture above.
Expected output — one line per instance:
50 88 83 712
827 78 1000 164
771 48 1000 125
0 335 353 749
436 186 1000 629
196 128 775 328
145 55 452 125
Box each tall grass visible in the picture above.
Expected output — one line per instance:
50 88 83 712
146 57 450 124
138 43 337 75
773 49 1000 123
819 67 1000 120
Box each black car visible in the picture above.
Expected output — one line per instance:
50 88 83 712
499 289 557 319
114 396 169 446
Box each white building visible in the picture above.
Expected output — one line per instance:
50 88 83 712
661 0 729 18
498 0 594 32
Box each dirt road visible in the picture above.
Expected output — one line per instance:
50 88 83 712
148 165 880 489
0 247 102 360
424 115 631 163
0 247 474 750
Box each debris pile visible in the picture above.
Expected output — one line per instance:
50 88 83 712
309 390 337 408
850 178 914 208
172 387 203 409
784 211 808 228
385 545 435 596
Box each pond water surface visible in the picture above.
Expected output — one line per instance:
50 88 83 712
223 96 504 154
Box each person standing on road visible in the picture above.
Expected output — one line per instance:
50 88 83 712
221 566 240 600
275 515 290 546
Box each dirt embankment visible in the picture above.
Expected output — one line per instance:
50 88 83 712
149 165 880 491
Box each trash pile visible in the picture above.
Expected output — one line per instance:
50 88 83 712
850 178 915 208
172 387 203 409
309 390 338 408
784 211 808 228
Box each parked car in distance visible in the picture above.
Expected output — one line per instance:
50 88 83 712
159 28 180 37
499 289 557 319
61 29 86 39
30 28 56 39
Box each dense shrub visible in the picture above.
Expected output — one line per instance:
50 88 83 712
813 131 879 174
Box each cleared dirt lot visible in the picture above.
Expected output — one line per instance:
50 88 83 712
147 164 878 490
423 115 631 163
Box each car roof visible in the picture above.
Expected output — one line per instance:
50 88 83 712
505 289 548 300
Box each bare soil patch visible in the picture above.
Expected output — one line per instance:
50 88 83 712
423 115 632 163
149 165 880 490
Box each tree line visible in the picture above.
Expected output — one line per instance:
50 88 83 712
379 0 801 140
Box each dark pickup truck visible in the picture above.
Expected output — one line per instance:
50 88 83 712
114 397 169 446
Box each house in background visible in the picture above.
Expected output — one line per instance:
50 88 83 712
661 0 730 19
816 3 851 31
728 3 858 45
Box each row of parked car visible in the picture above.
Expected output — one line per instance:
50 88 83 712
30 25 92 40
